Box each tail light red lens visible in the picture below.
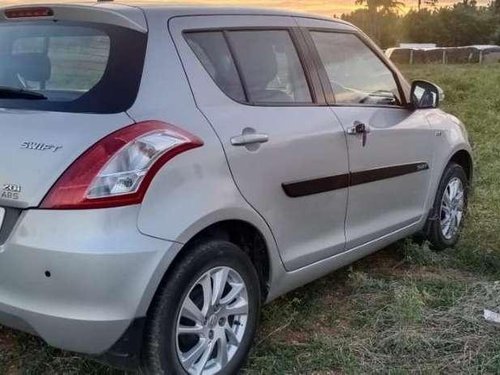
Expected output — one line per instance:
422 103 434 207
40 121 203 209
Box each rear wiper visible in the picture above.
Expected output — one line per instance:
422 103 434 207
0 86 47 100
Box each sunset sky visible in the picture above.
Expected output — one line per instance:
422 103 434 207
2 0 491 17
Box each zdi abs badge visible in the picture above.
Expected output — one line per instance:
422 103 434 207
2 184 21 200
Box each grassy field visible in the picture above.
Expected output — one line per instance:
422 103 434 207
1 64 499 374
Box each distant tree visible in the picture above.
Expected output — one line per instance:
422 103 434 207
344 0 403 47
418 0 438 11
354 0 405 14
343 0 499 48
492 1 500 43
434 3 497 45
342 8 400 47
401 9 438 43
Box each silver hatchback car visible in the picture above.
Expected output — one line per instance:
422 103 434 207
0 3 472 374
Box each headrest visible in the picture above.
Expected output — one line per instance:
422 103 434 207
241 40 278 90
10 53 51 82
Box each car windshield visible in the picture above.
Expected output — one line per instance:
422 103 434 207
0 21 147 113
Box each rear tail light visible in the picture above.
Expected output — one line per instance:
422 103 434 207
5 7 54 19
41 121 203 209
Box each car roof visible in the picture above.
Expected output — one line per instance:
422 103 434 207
115 2 355 28
103 1 342 20
23 2 351 26
1 2 355 31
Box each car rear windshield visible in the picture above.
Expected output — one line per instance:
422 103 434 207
0 21 147 114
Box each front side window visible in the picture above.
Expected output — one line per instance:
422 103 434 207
310 31 401 106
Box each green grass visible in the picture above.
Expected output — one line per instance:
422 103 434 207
1 64 499 374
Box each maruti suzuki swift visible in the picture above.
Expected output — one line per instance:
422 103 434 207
0 3 472 374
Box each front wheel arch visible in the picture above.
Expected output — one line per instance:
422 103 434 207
425 161 469 250
449 149 473 183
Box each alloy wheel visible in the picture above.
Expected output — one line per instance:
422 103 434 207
440 177 465 240
176 266 249 375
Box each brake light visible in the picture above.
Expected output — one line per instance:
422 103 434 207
40 121 203 209
5 7 54 19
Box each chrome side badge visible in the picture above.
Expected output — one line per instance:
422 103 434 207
21 141 63 152
2 184 21 200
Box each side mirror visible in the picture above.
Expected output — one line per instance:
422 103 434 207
411 80 441 109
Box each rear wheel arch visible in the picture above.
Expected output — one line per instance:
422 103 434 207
155 220 271 305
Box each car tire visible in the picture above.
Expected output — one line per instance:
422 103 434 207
141 239 261 375
426 162 469 251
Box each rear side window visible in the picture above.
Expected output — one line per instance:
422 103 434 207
0 21 147 114
185 32 245 102
185 29 312 105
227 31 311 104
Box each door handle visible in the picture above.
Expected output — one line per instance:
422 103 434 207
347 121 370 135
231 133 269 146
347 121 370 147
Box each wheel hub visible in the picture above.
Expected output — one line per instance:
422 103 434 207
207 314 218 329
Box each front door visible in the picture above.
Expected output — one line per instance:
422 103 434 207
297 19 435 249
170 16 349 270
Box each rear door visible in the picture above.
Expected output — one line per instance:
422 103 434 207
170 15 349 271
296 18 435 249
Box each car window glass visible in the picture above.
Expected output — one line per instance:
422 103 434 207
310 31 400 106
227 30 312 104
185 32 246 102
8 27 110 98
0 22 145 113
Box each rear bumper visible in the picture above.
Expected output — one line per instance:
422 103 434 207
0 205 178 354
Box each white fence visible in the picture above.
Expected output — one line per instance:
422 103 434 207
385 45 500 64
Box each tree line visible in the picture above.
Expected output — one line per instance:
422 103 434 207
339 0 500 49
